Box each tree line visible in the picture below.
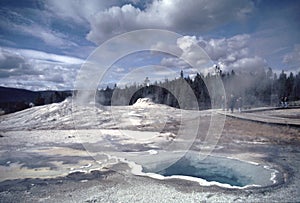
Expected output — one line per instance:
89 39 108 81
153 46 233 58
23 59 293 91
2 67 298 114
96 67 300 110
0 88 71 114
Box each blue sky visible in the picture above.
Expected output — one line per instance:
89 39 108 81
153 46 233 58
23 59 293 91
0 0 299 90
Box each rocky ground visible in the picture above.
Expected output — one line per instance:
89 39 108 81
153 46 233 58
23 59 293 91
0 99 299 202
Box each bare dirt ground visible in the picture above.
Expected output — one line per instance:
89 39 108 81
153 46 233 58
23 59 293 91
0 105 299 202
222 116 300 145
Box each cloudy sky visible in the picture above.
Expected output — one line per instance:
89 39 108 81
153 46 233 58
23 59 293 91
0 0 299 90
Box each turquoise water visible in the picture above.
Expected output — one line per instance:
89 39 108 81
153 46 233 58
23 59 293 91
142 153 277 187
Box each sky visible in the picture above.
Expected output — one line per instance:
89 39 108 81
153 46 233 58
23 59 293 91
0 0 299 90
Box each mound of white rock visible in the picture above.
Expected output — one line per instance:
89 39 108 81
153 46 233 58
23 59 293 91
132 98 156 107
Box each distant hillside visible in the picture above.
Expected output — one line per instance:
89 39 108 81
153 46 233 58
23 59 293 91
0 87 37 103
0 86 72 114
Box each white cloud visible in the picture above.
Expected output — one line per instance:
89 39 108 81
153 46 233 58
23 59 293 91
82 0 254 44
15 49 85 64
45 0 119 24
176 36 211 68
224 56 267 72
161 57 189 70
157 35 213 76
0 8 78 48
199 34 268 72
202 34 250 63
17 24 77 47
150 41 182 56
0 47 83 90
86 4 145 44
0 48 32 77
160 34 267 74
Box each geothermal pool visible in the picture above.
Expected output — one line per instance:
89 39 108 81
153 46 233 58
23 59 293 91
138 151 280 189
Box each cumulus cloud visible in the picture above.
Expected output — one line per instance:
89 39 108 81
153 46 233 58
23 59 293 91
227 56 267 72
0 48 33 78
200 34 267 71
176 36 212 68
203 34 250 62
0 47 83 90
160 34 267 74
82 0 254 44
0 49 25 69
